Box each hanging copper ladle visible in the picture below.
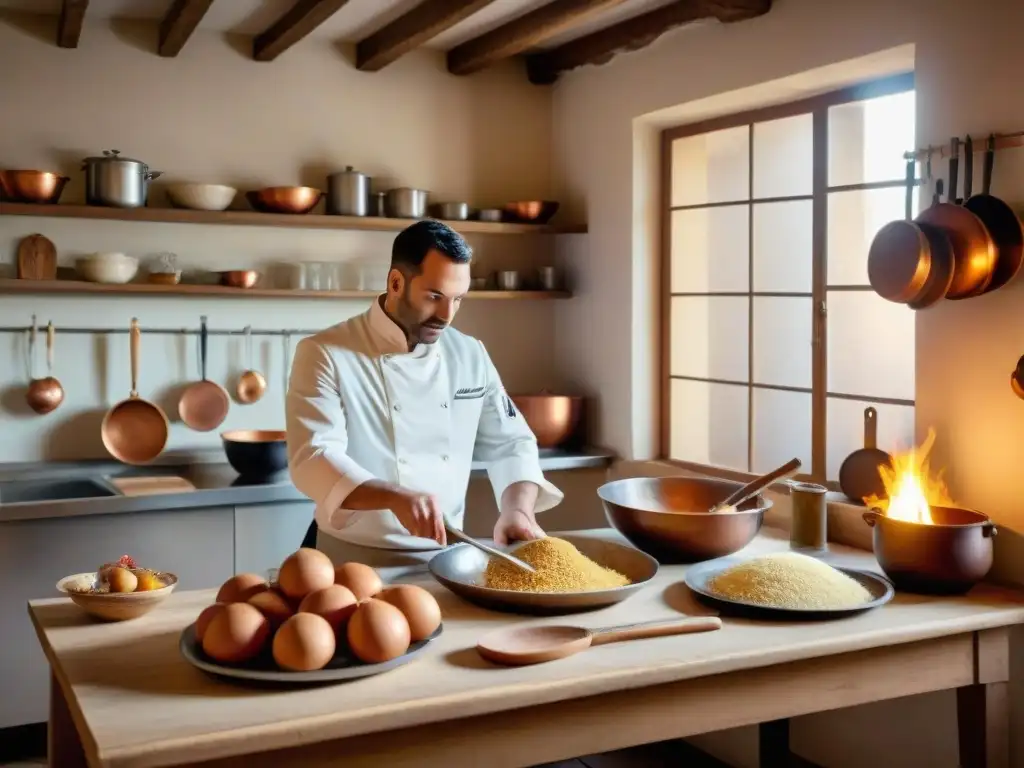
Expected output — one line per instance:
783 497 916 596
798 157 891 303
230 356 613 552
236 325 266 405
26 318 65 415
1010 356 1024 400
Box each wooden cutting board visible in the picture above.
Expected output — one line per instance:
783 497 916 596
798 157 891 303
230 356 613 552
108 476 196 496
16 234 57 280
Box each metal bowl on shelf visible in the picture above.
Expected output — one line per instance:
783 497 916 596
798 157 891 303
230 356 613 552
598 475 770 563
247 186 322 214
218 270 260 289
0 170 70 204
511 394 582 448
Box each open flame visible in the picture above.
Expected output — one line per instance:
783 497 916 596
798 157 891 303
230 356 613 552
862 429 955 525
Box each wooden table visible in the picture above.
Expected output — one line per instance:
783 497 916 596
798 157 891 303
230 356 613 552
29 529 1024 768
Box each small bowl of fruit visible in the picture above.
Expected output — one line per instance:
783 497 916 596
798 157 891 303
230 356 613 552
57 555 178 622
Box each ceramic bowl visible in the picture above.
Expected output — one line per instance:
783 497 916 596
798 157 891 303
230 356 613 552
57 569 178 621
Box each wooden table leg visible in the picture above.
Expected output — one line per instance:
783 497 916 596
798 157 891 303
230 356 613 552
759 719 823 768
957 682 1009 768
49 673 88 768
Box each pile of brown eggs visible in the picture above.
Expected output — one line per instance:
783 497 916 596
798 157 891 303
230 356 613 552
196 548 442 672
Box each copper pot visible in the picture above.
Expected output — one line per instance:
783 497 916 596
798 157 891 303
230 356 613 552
247 186 322 214
504 200 559 224
219 270 260 289
0 170 70 204
863 506 996 595
511 393 582 448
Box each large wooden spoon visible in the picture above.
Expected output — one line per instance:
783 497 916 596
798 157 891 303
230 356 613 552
477 616 722 666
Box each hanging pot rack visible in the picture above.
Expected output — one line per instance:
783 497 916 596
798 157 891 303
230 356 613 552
904 130 1024 162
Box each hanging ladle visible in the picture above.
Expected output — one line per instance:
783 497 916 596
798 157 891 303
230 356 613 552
26 318 65 415
708 457 802 514
236 325 267 404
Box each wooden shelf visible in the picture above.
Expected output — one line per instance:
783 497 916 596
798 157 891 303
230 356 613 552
0 279 571 301
0 202 587 235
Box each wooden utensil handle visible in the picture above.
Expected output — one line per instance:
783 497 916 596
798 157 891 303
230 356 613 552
717 457 802 511
46 321 55 371
130 318 140 397
863 407 878 449
590 616 722 646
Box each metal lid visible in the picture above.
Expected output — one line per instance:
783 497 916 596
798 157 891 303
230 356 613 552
82 149 147 165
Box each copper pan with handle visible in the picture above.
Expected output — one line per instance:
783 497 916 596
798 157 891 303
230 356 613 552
964 134 1024 293
101 318 169 465
915 136 997 299
178 315 230 431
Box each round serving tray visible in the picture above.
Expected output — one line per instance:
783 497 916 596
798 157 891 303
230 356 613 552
684 556 894 620
179 622 442 684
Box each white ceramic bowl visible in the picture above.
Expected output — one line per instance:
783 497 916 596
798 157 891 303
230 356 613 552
167 183 237 211
76 252 139 284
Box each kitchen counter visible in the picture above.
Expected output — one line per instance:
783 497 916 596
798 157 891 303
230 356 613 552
29 528 1024 768
0 447 614 522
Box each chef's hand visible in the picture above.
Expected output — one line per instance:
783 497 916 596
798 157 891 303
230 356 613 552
493 508 545 547
389 489 447 546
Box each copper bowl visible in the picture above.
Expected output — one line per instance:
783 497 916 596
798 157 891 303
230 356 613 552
503 200 559 224
598 475 771 563
219 270 260 289
863 507 996 595
247 186 322 215
0 170 70 204
511 394 582 448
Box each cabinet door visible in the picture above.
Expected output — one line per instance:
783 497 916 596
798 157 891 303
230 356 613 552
0 506 234 728
234 502 315 577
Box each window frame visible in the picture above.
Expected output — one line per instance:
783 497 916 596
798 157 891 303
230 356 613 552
658 72 917 487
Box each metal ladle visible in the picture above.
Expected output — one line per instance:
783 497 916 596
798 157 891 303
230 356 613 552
236 325 267 404
26 318 65 415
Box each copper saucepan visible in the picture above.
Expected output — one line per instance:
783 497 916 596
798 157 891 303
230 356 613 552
179 315 230 431
964 134 1024 293
915 136 997 300
101 318 169 464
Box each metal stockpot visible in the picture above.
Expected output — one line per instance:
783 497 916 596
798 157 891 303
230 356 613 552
82 150 162 208
326 166 371 216
385 187 428 218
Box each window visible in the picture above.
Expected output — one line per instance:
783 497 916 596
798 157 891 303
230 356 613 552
660 74 917 485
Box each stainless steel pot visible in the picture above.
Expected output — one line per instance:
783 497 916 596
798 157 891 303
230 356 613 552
82 150 162 208
385 187 428 218
432 202 469 220
326 165 370 217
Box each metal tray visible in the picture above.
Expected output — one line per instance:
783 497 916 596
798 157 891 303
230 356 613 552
428 533 658 615
684 556 894 620
179 622 442 685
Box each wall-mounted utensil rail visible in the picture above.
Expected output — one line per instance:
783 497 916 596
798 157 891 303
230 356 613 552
0 324 321 337
904 130 1024 161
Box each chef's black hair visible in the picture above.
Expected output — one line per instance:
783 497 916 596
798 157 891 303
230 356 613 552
391 219 472 273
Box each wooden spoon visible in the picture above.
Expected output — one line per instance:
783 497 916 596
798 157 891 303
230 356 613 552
708 457 802 514
477 616 722 666
236 325 267 404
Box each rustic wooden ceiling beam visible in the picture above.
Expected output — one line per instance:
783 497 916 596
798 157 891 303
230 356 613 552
447 0 630 77
357 0 500 72
253 0 350 62
525 0 772 85
158 0 216 57
57 0 89 48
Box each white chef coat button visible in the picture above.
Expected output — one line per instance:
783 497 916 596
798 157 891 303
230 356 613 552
398 458 407 465
441 401 448 409
442 455 449 462
393 403 401 411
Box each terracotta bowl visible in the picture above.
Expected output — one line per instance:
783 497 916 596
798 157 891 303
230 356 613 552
57 570 179 621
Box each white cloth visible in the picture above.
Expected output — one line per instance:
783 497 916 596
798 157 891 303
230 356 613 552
286 295 564 550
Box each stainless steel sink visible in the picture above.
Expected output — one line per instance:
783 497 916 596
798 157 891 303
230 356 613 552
0 477 116 504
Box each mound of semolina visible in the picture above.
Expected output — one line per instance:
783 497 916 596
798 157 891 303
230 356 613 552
482 537 631 593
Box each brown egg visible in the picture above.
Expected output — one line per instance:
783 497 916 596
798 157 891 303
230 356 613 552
202 602 270 664
107 566 138 593
377 585 441 642
273 613 336 672
347 598 411 664
334 562 383 600
298 585 358 634
216 573 268 604
195 603 226 643
248 588 294 628
278 548 335 601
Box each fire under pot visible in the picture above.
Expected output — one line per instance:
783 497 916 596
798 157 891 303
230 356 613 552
860 429 996 595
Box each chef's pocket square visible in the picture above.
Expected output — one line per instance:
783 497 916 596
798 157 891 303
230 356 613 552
453 387 486 400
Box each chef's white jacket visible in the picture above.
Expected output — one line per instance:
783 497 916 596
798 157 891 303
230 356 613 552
286 296 564 550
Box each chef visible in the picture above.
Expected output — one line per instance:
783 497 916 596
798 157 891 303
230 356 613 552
286 219 564 571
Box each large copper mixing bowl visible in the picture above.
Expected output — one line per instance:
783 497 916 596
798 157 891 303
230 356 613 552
511 394 582 448
247 186 322 214
0 170 70 204
598 475 771 563
503 200 559 224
